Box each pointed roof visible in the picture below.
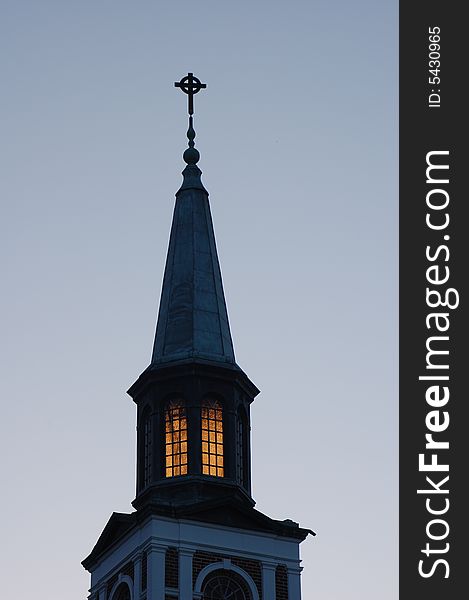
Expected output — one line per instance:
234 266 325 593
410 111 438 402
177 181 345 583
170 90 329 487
151 160 236 367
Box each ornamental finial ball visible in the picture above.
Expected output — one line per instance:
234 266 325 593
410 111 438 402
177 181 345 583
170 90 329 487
183 147 200 165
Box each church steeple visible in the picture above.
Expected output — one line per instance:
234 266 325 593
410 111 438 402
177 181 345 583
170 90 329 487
151 107 236 367
128 74 259 514
82 76 312 600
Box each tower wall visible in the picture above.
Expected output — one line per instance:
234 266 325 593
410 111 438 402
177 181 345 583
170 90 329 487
88 516 303 600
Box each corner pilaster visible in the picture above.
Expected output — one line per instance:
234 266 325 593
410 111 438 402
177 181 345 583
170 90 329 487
133 553 142 599
261 562 277 599
147 544 166 600
287 565 303 600
179 548 195 600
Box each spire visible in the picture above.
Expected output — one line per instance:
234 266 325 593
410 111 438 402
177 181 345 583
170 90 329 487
151 74 236 367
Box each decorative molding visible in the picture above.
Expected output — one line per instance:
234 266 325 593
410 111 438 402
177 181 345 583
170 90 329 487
88 520 303 600
178 547 195 557
286 565 303 575
143 542 168 555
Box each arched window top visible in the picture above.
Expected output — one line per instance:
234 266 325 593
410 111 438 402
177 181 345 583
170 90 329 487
202 569 251 600
112 583 131 600
201 398 224 477
165 399 188 477
201 397 223 413
165 397 186 413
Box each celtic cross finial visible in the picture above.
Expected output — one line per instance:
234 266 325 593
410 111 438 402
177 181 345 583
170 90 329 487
174 73 207 116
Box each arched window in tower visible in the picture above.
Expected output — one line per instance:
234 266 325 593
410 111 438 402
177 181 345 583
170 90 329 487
142 408 152 488
201 569 251 599
165 399 188 477
201 398 224 477
112 583 131 600
236 407 247 486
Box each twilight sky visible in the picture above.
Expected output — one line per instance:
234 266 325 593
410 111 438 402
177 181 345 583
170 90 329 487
0 2 397 599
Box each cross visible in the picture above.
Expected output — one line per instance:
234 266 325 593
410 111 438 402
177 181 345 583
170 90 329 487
174 73 207 116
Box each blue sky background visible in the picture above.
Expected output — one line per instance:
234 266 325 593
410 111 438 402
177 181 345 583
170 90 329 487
1 2 397 598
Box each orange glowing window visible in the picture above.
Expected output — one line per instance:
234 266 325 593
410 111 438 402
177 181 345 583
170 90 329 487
201 399 224 477
165 400 188 477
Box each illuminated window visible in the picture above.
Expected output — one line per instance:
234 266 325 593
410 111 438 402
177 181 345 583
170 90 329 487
143 410 152 487
165 400 188 477
201 399 224 477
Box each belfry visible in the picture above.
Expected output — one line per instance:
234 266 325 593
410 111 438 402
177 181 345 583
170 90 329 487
82 74 313 600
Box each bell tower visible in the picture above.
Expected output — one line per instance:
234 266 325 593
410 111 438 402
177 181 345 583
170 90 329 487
82 74 313 600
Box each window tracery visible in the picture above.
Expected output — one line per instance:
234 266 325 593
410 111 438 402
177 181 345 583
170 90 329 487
202 570 250 600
